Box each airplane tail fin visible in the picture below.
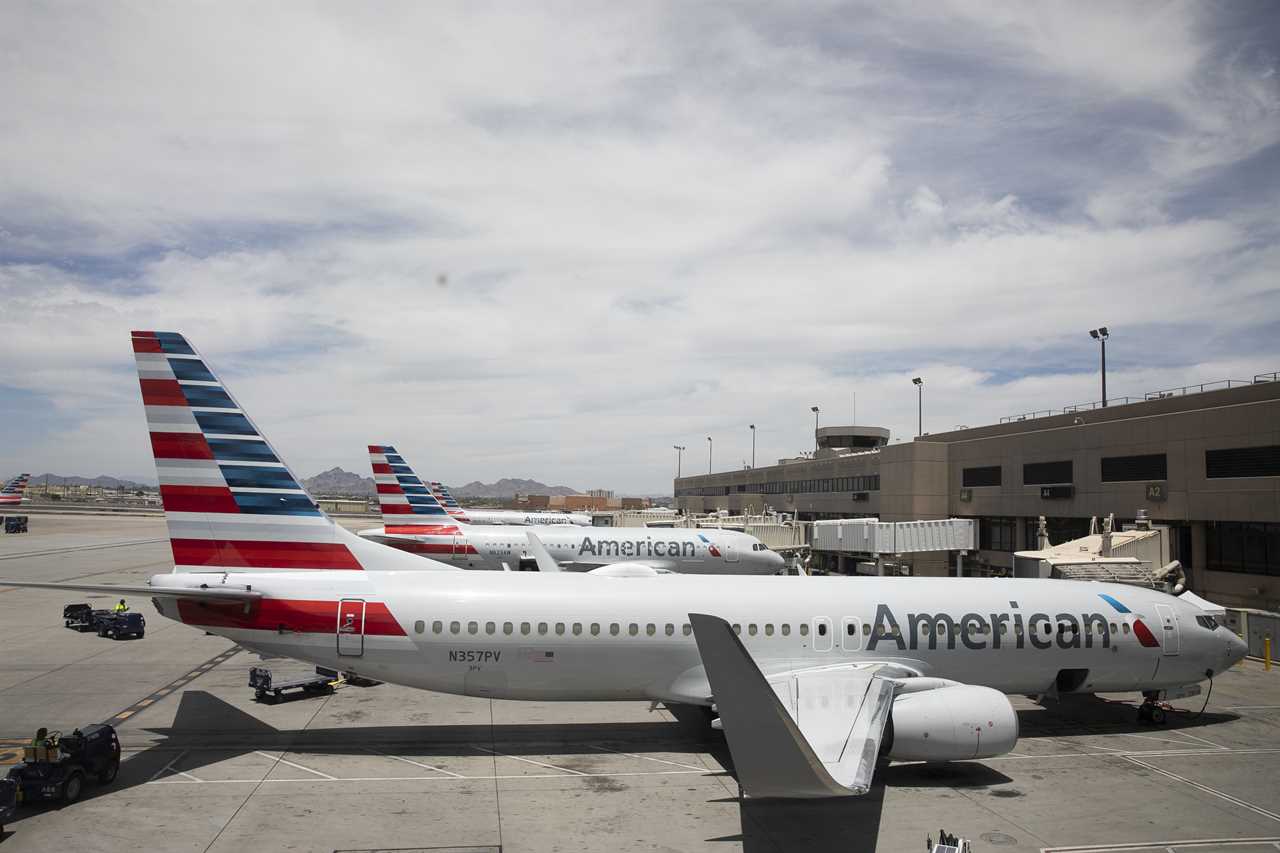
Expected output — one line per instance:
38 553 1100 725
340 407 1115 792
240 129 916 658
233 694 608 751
133 331 455 572
429 481 467 519
368 445 461 532
0 473 30 498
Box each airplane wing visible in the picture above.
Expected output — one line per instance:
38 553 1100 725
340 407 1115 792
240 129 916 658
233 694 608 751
0 579 263 605
689 612 895 798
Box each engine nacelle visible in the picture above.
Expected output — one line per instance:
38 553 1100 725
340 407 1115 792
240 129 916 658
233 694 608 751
886 684 1018 762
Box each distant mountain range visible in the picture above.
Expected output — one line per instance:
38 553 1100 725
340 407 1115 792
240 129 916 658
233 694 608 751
300 468 580 499
28 473 154 490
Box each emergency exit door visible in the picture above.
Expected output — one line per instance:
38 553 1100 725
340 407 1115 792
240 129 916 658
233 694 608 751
337 598 366 656
723 541 739 562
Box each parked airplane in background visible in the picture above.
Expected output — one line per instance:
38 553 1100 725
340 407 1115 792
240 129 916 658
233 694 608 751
364 446 780 575
428 477 590 527
0 473 30 505
0 332 1247 800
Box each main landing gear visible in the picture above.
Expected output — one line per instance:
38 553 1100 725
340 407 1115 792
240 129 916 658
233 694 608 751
1137 691 1168 725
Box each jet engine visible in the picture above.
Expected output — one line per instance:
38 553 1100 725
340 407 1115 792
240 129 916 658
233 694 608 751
885 684 1018 762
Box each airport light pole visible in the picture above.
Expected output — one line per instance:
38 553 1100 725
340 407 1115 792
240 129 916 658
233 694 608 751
1089 327 1109 407
749 424 756 468
912 377 923 437
673 445 685 478
810 406 820 451
707 436 713 474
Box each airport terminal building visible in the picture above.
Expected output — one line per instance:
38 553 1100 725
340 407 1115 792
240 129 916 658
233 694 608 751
675 377 1280 610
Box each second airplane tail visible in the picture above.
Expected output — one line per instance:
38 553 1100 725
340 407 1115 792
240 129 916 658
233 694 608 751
368 445 463 533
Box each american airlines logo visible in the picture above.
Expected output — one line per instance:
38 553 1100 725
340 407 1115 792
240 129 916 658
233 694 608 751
867 594 1159 652
578 537 698 558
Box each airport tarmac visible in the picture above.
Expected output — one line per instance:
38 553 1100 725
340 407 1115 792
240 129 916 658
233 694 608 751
2 512 1279 852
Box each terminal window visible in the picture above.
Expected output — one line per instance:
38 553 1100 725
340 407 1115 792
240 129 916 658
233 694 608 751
1206 445 1280 479
979 516 1016 551
1206 521 1280 576
1023 460 1072 485
962 465 1002 488
1101 453 1167 482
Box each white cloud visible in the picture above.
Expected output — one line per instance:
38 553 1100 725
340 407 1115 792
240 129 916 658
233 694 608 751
0 2 1277 492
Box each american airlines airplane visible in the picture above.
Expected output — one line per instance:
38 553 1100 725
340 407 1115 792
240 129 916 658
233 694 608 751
362 446 782 575
419 474 590 527
1 332 1248 800
0 473 30 505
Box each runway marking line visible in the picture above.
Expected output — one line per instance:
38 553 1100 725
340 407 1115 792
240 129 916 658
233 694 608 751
589 744 711 772
252 750 337 780
1041 837 1280 852
148 768 710 785
365 748 467 778
471 745 589 776
1121 755 1280 825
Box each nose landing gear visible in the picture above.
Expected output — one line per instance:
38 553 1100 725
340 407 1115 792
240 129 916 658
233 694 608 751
1137 691 1168 725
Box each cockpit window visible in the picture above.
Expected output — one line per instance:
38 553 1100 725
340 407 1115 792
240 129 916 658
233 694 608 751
1194 615 1221 630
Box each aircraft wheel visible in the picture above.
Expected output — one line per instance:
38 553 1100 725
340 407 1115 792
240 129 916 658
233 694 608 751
98 758 119 785
1150 706 1167 726
62 770 84 804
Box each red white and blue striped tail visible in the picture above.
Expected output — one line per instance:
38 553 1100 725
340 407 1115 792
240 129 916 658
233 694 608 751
0 473 30 503
368 445 463 534
428 481 468 519
133 331 455 573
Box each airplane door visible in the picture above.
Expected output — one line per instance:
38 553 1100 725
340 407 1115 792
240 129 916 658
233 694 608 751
1154 604 1180 655
842 617 862 652
337 599 365 657
724 541 739 563
813 616 833 652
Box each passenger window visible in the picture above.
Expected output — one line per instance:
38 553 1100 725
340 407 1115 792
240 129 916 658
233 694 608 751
450 621 461 634
1109 622 1118 633
846 623 856 636
414 620 425 634
665 623 675 636
800 624 809 637
862 623 871 636
817 623 827 637
555 623 565 635
646 623 656 636
485 621 495 635
590 623 600 636
610 623 620 636
467 621 478 635
682 624 692 636
521 622 531 635
629 623 639 636
572 623 582 635
538 622 548 635
732 623 741 635
781 624 791 636
1123 623 1131 634
764 624 774 636
503 622 513 635
748 624 757 636
432 620 443 634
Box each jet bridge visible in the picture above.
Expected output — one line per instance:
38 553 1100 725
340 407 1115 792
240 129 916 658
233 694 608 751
810 518 976 575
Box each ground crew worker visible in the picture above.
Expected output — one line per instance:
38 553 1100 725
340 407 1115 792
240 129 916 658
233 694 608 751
113 599 129 613
31 727 47 748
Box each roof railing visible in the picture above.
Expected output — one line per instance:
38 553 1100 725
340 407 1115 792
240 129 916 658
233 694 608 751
1143 379 1251 400
998 369 1280 425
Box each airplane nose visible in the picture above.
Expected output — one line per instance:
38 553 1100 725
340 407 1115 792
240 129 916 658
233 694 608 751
1227 631 1249 667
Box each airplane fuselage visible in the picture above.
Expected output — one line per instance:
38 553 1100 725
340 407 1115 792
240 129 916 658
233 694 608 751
449 508 590 526
357 524 785 575
150 573 1242 704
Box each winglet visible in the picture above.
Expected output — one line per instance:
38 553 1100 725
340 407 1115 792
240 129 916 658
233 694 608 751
525 531 562 573
689 613 866 798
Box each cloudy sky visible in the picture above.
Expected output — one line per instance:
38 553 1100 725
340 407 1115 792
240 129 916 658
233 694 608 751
1 2 1278 494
